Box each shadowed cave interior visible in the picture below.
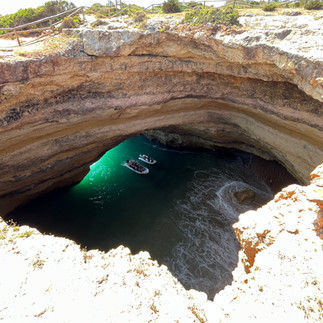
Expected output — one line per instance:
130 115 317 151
6 134 297 300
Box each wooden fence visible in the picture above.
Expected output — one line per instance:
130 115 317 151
0 4 137 47
0 0 301 47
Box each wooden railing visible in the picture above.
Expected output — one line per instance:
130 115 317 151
0 0 298 47
0 6 86 46
0 4 137 47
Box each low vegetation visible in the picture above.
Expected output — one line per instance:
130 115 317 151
91 19 109 28
14 34 76 58
85 3 144 18
0 220 38 243
263 2 278 11
184 6 239 26
0 1 76 34
162 0 181 13
304 0 323 10
58 16 79 31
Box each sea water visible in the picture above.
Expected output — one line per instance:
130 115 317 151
9 135 273 299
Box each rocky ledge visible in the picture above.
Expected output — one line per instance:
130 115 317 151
0 14 322 214
0 165 322 321
0 13 323 321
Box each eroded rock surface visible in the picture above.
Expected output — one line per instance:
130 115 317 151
0 15 322 214
211 163 323 322
0 224 208 322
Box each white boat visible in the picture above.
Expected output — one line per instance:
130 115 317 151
124 160 149 174
138 154 157 165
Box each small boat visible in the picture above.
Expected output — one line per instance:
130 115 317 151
138 154 157 165
124 160 149 174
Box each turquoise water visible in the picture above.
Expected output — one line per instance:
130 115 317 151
9 135 273 299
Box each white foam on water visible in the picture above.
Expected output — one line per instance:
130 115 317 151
164 165 273 299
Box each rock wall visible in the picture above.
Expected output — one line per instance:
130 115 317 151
0 15 322 214
212 163 323 322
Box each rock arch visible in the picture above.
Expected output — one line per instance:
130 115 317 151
0 27 322 215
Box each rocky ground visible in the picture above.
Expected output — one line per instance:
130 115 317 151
0 222 209 322
212 164 323 322
0 10 322 322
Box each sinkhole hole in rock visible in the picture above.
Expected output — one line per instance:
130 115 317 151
7 135 297 299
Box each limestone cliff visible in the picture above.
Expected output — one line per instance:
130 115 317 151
0 13 322 322
0 15 322 215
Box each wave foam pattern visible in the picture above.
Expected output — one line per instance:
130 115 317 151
164 165 273 299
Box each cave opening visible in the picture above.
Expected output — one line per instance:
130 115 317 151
7 134 297 300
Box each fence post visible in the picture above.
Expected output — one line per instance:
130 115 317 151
49 19 54 32
203 1 206 8
82 7 85 20
14 29 21 46
233 0 236 8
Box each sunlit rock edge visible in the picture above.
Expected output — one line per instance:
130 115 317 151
0 166 322 322
0 13 322 322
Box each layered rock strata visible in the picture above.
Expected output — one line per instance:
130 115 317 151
0 15 322 214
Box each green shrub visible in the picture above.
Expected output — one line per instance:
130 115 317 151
304 0 323 9
184 6 239 26
183 1 203 9
132 12 146 23
59 16 79 30
91 19 108 27
72 15 81 25
289 2 300 7
162 0 181 13
263 2 278 11
0 0 76 34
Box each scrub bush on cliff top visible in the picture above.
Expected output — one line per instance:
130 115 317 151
58 16 79 31
184 6 239 26
0 1 76 33
162 0 181 13
263 2 278 11
304 0 323 10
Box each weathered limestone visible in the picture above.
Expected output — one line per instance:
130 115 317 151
0 15 322 215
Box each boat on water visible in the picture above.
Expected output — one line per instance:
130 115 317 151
125 160 149 174
138 154 157 165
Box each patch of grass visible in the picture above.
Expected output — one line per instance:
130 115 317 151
0 225 9 239
150 303 159 314
132 12 147 23
184 6 239 26
91 19 109 28
263 2 278 11
188 304 207 323
15 49 28 57
32 254 45 270
26 34 77 58
16 230 36 238
134 266 148 277
130 11 149 29
58 16 79 31
163 0 181 13
154 289 161 297
305 0 323 10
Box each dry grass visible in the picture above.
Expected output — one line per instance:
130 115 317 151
237 7 323 16
14 33 76 59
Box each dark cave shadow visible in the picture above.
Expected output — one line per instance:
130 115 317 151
7 187 246 301
6 138 294 300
